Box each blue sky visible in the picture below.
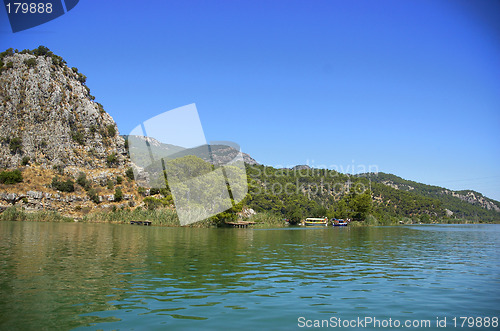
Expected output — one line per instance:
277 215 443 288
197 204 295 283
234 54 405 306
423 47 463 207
1 0 499 200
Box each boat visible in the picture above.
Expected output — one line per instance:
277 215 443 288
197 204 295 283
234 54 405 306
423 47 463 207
304 217 329 226
331 218 348 226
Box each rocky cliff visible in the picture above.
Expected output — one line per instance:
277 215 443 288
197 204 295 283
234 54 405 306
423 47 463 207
0 47 134 217
0 47 127 171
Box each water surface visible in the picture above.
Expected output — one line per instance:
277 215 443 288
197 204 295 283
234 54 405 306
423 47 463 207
0 222 499 330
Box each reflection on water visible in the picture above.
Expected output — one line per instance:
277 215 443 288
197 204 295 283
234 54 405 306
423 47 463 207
0 223 499 330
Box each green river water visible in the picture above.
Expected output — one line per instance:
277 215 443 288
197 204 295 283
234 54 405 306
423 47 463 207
0 222 499 330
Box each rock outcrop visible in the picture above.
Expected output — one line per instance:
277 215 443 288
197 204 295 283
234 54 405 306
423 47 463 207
0 47 134 217
0 47 127 170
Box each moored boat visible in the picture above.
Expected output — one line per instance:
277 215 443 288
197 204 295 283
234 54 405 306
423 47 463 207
304 217 329 226
331 218 349 226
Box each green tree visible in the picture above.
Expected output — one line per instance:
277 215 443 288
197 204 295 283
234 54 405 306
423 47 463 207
335 199 348 219
289 209 304 225
351 190 372 221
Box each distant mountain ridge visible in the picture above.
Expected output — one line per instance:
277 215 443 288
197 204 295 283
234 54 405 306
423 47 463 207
361 172 500 218
124 135 259 167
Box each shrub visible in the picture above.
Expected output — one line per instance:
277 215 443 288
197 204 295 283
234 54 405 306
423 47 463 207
97 103 105 114
23 58 37 68
21 156 30 166
106 153 118 167
71 67 78 73
52 164 64 175
6 61 13 69
116 176 123 184
71 131 85 145
9 137 22 154
143 197 162 210
107 179 114 190
77 72 86 84
50 54 65 67
106 124 116 137
51 176 75 192
76 172 91 190
125 167 135 180
32 45 50 56
0 169 23 184
0 48 14 58
115 187 123 202
0 206 26 221
87 188 100 204
87 148 96 157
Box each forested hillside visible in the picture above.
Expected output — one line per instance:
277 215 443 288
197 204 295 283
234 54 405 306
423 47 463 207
363 173 500 222
243 165 500 223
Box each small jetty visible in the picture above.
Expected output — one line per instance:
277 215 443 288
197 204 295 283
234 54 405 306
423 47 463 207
130 220 152 226
226 221 256 228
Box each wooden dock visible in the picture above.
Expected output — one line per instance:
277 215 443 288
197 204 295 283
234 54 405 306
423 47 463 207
226 221 256 228
130 220 152 226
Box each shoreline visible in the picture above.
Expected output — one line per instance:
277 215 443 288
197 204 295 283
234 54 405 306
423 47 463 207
0 206 496 228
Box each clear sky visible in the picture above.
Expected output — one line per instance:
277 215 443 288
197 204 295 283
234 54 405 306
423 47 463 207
1 0 499 200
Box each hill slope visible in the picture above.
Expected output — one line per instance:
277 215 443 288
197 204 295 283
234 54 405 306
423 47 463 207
244 165 500 223
362 172 500 221
0 47 135 217
0 47 127 170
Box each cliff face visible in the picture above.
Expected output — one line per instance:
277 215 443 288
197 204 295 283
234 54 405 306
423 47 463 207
442 190 500 212
0 49 127 170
